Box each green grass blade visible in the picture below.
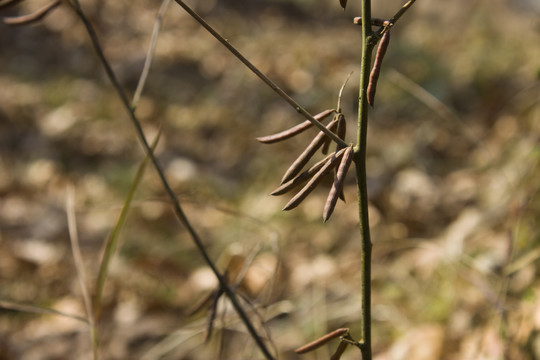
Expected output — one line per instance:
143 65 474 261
93 130 162 321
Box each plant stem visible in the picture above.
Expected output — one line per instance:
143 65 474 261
355 0 375 358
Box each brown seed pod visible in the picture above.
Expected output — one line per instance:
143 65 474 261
335 114 346 145
367 31 391 107
295 328 349 354
271 153 335 196
323 145 354 222
280 116 339 184
321 115 339 155
334 114 347 201
0 0 25 10
256 109 334 144
3 0 60 26
283 148 346 211
330 340 349 360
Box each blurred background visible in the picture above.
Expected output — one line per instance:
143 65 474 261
1 0 539 359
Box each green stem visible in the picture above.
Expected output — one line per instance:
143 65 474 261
355 0 375 358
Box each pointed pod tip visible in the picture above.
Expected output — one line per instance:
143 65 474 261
322 209 333 223
283 200 299 211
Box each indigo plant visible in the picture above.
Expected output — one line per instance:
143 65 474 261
0 0 418 359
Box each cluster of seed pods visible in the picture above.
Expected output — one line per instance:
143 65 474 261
257 109 354 222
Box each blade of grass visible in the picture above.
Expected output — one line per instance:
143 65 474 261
66 184 98 360
132 0 170 109
0 299 89 324
93 130 162 322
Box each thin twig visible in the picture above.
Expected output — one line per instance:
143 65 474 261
381 0 417 35
65 2 274 359
172 0 347 149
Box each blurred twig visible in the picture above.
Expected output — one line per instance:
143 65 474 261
65 1 274 359
388 69 458 123
132 0 170 109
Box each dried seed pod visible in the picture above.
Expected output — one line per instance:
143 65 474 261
321 115 339 155
323 145 354 222
3 0 60 26
271 153 335 196
283 148 346 211
367 31 391 107
334 114 347 201
0 0 25 10
335 114 346 144
280 117 339 184
330 341 349 360
256 109 334 144
295 328 349 354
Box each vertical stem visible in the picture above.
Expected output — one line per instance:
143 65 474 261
355 0 375 359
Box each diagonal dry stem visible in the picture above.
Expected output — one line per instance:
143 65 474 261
66 1 275 358
172 0 347 149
